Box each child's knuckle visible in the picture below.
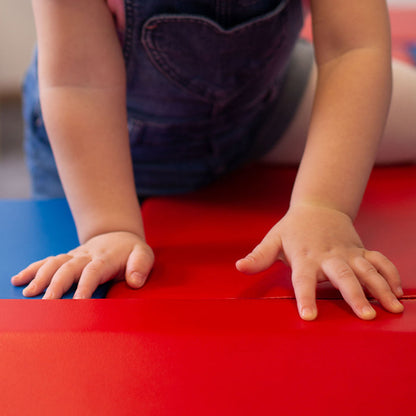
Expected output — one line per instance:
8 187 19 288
89 258 106 271
335 265 353 281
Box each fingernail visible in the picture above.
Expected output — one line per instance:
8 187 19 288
43 291 54 300
11 273 20 283
242 254 255 263
396 287 404 297
23 282 36 295
235 259 246 269
392 299 404 312
131 272 146 287
361 306 376 319
301 307 316 321
73 293 87 300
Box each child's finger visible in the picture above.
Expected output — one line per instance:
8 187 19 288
43 257 92 299
364 250 403 297
125 245 155 289
72 258 110 299
322 258 376 320
291 264 318 321
46 256 92 299
11 258 50 286
235 234 283 274
352 257 404 314
23 254 73 297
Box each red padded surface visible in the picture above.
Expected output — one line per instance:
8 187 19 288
1 9 415 416
108 166 416 300
0 299 415 415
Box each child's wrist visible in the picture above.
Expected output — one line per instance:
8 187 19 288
77 220 146 244
288 200 355 221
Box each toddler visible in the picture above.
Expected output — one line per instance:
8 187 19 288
12 0 416 320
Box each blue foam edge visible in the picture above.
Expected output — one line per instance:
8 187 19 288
0 199 111 299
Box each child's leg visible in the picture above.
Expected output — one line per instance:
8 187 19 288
377 59 416 164
261 59 416 165
259 63 315 165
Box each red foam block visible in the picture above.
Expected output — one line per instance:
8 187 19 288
108 166 416 300
0 299 415 415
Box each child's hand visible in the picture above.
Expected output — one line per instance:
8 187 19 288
11 231 154 299
236 205 404 320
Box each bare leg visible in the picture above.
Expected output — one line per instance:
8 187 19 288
261 59 416 165
377 59 416 164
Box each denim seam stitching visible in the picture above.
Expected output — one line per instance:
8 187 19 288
122 0 135 64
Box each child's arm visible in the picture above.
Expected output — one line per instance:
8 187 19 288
11 0 154 298
237 0 404 320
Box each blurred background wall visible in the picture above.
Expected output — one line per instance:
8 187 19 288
0 0 35 198
0 0 35 94
0 0 415 198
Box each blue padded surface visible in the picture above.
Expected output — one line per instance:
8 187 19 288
0 199 109 299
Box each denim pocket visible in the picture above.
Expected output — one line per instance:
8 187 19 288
141 0 302 104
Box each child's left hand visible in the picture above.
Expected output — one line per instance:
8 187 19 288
236 204 404 320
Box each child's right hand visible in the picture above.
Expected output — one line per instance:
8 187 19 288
11 231 154 299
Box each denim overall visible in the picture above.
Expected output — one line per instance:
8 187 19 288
23 0 306 198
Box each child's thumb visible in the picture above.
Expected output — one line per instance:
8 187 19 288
125 244 155 289
235 234 282 275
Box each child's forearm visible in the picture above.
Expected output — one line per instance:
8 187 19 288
34 0 143 243
291 49 392 219
235 1 403 321
40 85 144 243
291 1 392 219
